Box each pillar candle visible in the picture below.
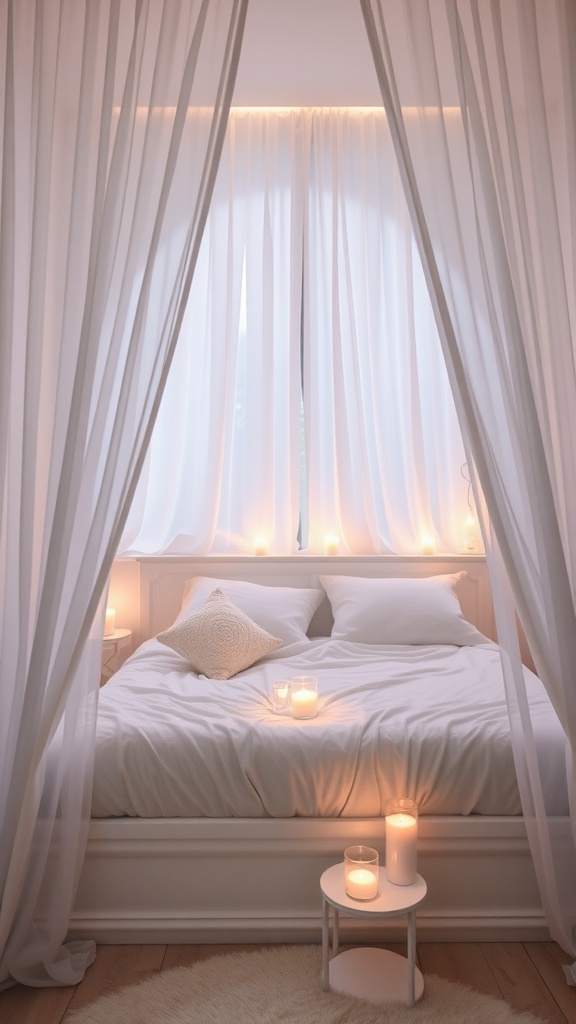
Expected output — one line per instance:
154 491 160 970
385 811 418 885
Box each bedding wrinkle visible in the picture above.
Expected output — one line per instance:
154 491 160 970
92 638 568 819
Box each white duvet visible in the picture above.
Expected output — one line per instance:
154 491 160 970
92 637 568 818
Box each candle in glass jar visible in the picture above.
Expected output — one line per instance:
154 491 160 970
344 845 379 900
291 688 318 718
346 867 378 900
290 676 318 719
104 607 116 636
271 680 291 714
385 811 418 885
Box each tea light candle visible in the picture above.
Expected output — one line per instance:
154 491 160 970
291 687 318 719
346 867 378 900
385 801 418 885
271 680 291 714
104 607 116 636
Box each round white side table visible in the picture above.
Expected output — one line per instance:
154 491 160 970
101 628 132 684
320 863 427 1006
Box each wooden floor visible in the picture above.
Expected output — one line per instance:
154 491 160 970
1 941 576 1023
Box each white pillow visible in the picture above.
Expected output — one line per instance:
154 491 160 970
177 577 324 644
158 589 283 679
319 573 486 646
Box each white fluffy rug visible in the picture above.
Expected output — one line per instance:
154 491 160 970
68 945 544 1024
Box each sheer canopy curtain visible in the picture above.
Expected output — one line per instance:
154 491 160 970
361 0 576 962
123 107 472 556
0 0 246 987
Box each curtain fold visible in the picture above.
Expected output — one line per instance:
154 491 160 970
360 0 576 962
0 0 247 988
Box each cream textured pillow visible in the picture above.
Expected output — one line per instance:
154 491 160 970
320 573 487 646
157 589 283 679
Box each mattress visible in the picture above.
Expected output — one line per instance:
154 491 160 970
92 637 568 819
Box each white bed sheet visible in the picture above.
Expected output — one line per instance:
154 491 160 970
92 638 568 818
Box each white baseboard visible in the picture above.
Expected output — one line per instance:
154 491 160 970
69 815 550 945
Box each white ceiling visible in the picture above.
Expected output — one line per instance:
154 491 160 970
232 0 382 106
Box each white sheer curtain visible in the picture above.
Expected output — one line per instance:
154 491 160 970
304 108 468 554
0 0 246 988
124 109 305 555
360 0 576 963
124 107 472 556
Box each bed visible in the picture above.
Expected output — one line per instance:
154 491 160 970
69 555 565 944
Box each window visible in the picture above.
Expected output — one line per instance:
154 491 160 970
121 109 475 556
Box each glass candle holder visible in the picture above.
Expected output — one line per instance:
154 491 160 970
344 845 379 900
385 797 418 885
271 679 291 714
290 676 319 719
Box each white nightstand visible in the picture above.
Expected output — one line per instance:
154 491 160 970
101 628 132 684
320 863 427 1006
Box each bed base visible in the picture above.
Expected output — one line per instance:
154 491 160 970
69 815 549 944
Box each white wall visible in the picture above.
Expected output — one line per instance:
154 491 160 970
233 0 381 106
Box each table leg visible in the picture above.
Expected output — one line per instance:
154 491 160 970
333 907 339 957
407 909 416 1007
100 644 117 683
322 897 330 991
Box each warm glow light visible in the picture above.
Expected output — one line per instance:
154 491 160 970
233 106 461 114
104 608 116 636
115 105 462 115
324 534 339 556
462 511 479 553
346 867 378 899
420 535 435 555
291 688 318 718
253 536 269 556
290 676 319 719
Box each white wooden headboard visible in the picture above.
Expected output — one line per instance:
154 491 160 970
135 554 495 643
